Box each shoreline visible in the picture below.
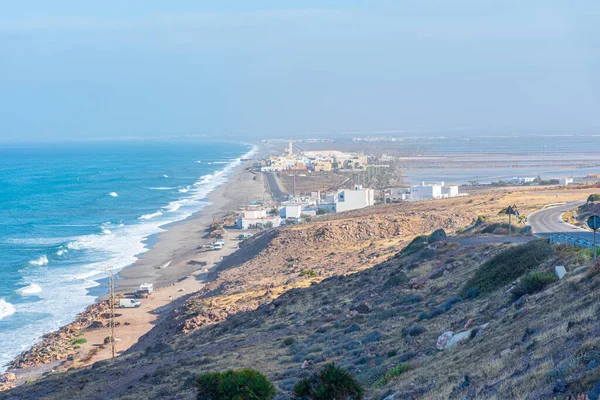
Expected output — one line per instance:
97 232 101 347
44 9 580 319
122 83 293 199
2 144 275 386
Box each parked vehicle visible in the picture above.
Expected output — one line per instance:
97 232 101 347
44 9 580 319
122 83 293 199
139 283 153 294
213 242 223 250
238 233 253 240
134 289 150 298
119 299 141 308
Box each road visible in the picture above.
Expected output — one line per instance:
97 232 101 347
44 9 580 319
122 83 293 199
264 172 288 203
527 201 592 240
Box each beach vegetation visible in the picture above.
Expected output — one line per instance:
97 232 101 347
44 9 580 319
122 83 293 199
293 363 364 399
300 269 317 277
195 369 276 400
587 194 600 204
70 337 88 345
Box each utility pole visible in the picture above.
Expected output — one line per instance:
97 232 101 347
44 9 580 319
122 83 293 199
105 267 116 358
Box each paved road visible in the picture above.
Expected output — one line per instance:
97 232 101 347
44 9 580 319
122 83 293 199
528 201 592 240
264 172 288 203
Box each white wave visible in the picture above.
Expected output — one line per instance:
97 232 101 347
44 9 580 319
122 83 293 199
148 187 176 190
194 161 202 164
178 186 190 193
16 283 43 295
162 174 169 178
139 211 163 220
212 161 230 164
101 228 112 235
108 192 118 197
56 249 68 256
163 202 182 212
0 299 16 320
29 255 48 266
67 241 83 250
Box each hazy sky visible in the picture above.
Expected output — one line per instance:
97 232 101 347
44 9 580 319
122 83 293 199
1 1 599 141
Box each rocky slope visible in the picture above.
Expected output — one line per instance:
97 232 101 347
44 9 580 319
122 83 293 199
2 188 598 399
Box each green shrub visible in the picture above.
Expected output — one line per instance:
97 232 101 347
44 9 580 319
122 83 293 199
71 337 87 345
464 287 479 299
293 363 364 399
103 336 113 345
195 369 276 400
462 240 554 295
373 363 411 387
300 270 317 277
283 337 295 346
511 272 556 299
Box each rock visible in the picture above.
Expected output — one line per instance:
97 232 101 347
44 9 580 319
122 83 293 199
553 379 567 393
436 331 453 350
513 295 529 309
500 349 511 357
475 328 485 338
4 372 16 382
572 266 588 275
410 278 426 289
428 268 444 280
493 308 508 319
463 318 472 329
301 360 312 369
446 330 472 349
428 229 447 243
554 265 566 280
383 394 397 400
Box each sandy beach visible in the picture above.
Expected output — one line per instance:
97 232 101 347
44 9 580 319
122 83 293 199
5 146 276 384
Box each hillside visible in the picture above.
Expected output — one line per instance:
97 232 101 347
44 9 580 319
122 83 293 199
2 188 598 399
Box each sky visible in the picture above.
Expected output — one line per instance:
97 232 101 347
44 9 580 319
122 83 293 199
1 1 599 141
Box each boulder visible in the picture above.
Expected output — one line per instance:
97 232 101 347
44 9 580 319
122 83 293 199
446 330 472 349
554 265 567 280
436 331 453 350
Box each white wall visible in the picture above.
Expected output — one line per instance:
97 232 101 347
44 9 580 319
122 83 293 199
335 188 374 212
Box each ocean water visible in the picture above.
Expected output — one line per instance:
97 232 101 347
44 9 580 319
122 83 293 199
0 140 253 370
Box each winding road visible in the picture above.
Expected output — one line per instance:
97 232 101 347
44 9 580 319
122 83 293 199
527 201 592 240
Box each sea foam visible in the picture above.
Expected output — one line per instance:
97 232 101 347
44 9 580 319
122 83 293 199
0 299 16 320
16 283 43 295
139 211 163 220
29 255 48 266
108 192 118 197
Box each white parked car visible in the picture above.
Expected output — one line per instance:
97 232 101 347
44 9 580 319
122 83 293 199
119 299 141 308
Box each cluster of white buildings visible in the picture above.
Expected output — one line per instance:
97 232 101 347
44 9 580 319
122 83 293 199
384 182 463 202
260 142 369 173
236 185 377 229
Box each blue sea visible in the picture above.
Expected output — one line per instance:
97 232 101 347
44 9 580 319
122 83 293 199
0 140 254 370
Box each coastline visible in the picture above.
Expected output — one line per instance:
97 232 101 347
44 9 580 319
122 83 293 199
2 144 275 385
104 144 269 296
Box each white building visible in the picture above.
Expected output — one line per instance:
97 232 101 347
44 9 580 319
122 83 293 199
237 208 281 229
384 188 410 203
559 177 574 186
335 185 375 212
281 204 302 219
409 182 460 201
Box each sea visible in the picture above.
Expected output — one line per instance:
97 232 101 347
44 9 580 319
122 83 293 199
0 140 254 371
